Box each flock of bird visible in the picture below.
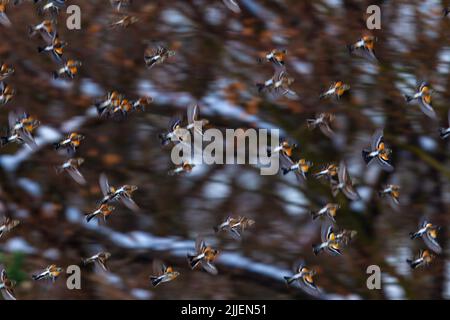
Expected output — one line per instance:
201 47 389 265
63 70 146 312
0 0 449 300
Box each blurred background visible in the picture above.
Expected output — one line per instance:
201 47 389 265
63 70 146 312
0 0 450 300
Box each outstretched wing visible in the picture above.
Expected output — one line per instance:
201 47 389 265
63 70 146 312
66 167 87 185
423 231 442 254
418 96 437 119
371 129 384 151
201 261 218 275
119 195 140 212
99 173 110 197
223 0 241 13
187 104 198 126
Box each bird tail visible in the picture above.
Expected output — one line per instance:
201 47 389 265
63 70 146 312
28 25 37 37
150 276 163 287
310 211 320 220
312 244 322 256
439 128 450 139
37 46 45 53
85 212 98 223
404 94 414 103
52 71 60 79
281 167 291 175
187 254 200 269
53 142 61 150
32 274 45 281
444 8 450 16
284 276 295 285
0 136 9 147
406 259 420 269
213 226 219 233
158 133 170 146
256 83 265 93
409 232 419 239
362 149 374 164
307 119 317 128
347 44 355 54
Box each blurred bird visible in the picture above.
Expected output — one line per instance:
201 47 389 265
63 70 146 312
85 204 115 223
150 260 179 287
407 250 435 269
158 117 189 146
28 19 55 41
404 81 436 119
439 110 450 139
0 217 19 238
409 219 442 254
310 203 339 223
313 223 356 256
95 91 122 117
214 216 255 240
0 269 16 300
0 81 14 105
1 112 39 149
56 158 86 185
53 132 84 154
168 161 195 176
314 163 339 185
32 265 63 282
362 129 394 172
281 155 312 180
284 262 319 294
132 97 153 112
110 15 138 28
38 33 67 62
0 62 14 81
82 252 111 271
258 49 287 68
53 59 82 79
98 173 140 212
0 0 11 27
222 0 240 13
8 111 40 134
144 45 175 69
187 238 219 275
379 184 400 205
307 113 335 138
257 70 297 99
348 35 378 62
331 161 360 200
267 140 297 158
319 81 350 100
110 0 131 12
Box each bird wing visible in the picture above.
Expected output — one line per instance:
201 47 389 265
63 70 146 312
66 167 87 185
99 173 110 197
318 122 335 138
201 261 218 275
187 104 198 126
223 0 241 13
119 195 140 213
375 157 394 172
418 97 437 119
371 129 384 151
423 231 442 254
